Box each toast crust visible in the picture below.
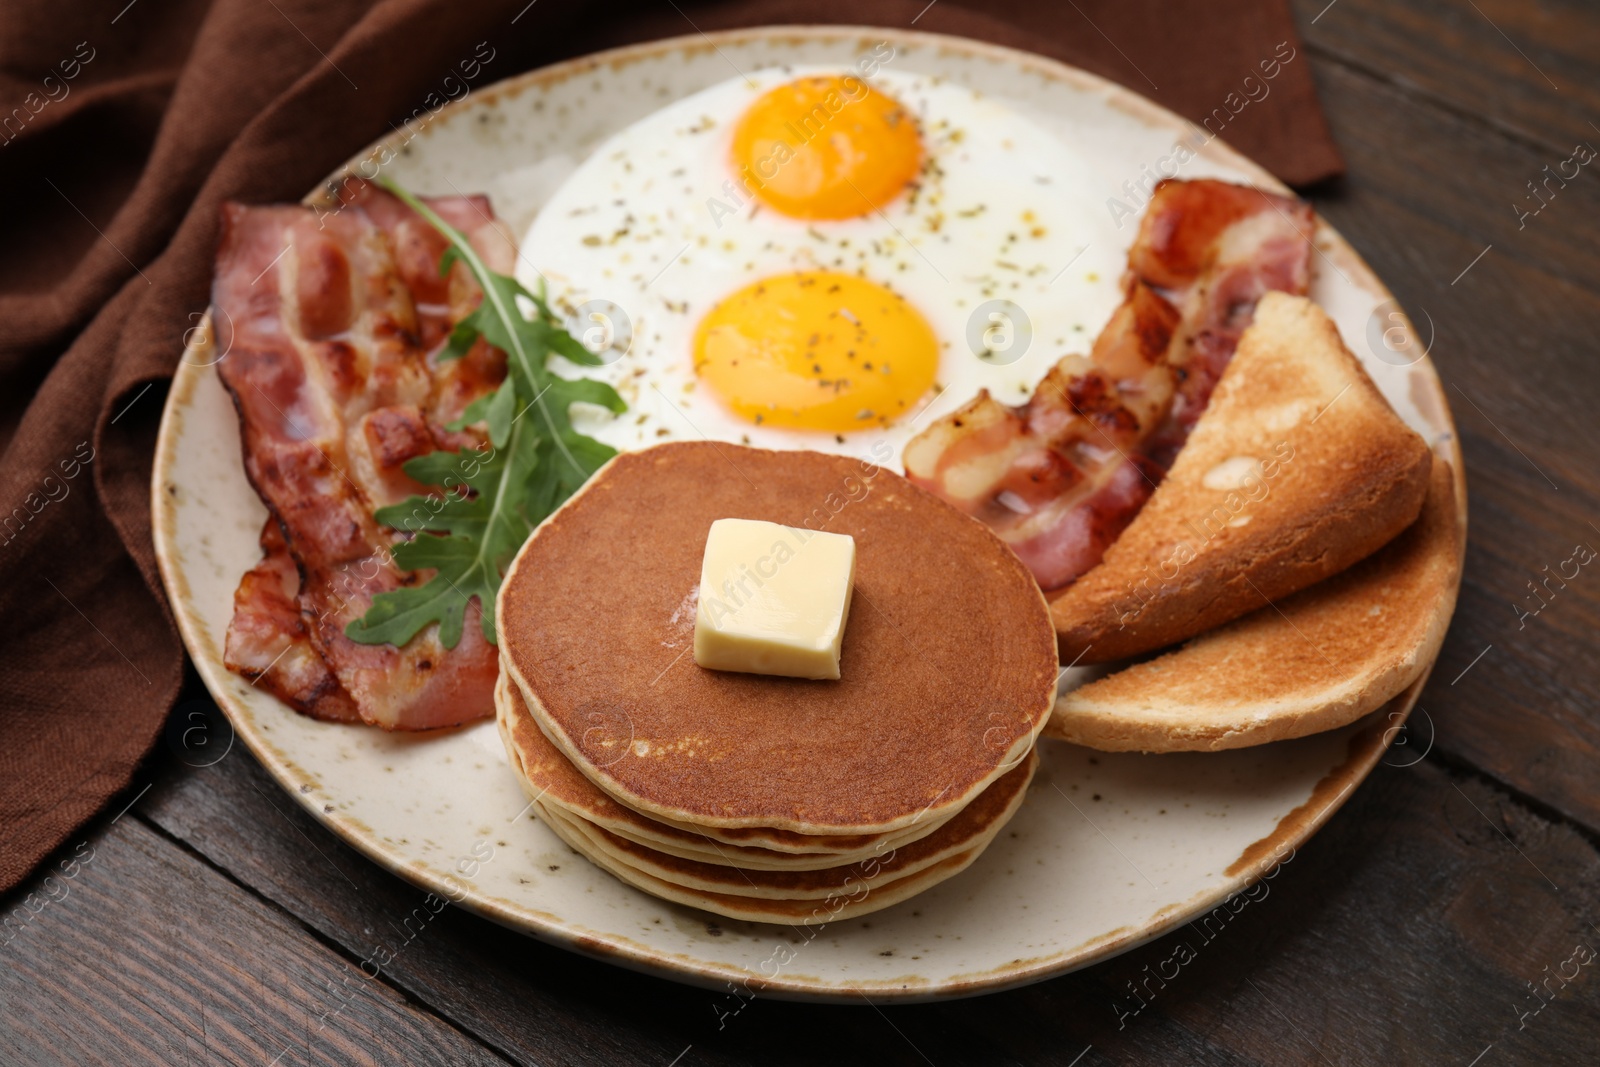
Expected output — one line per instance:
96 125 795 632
1046 457 1461 752
1050 293 1432 664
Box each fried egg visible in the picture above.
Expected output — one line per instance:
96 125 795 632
516 65 1125 465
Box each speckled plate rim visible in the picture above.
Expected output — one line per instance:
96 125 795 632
151 25 1467 1002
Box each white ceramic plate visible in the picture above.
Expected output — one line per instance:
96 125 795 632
152 27 1464 1001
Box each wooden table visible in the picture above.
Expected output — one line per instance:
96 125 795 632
5 3 1599 1063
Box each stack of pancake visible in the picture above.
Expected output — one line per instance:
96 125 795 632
494 443 1060 924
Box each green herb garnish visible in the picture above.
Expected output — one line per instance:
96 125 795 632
345 179 625 649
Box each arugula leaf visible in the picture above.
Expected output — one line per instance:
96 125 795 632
345 180 625 649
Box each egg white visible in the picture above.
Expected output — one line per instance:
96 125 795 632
515 66 1126 467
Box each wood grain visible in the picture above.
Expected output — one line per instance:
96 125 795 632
0 811 510 1067
1297 56 1600 836
1293 0 1600 159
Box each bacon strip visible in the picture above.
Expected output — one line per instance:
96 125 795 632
904 179 1314 591
214 179 513 730
350 184 512 442
1136 179 1315 467
224 520 360 722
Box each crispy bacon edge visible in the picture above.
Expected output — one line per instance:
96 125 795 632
903 178 1315 591
224 520 362 722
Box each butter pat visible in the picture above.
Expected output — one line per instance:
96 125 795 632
693 519 856 680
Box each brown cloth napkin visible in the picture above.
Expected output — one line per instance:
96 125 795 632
0 0 1341 893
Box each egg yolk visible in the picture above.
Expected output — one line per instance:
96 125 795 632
730 76 922 221
693 271 939 433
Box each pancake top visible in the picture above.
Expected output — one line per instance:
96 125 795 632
498 441 1057 835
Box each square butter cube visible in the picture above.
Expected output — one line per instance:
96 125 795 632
693 519 856 680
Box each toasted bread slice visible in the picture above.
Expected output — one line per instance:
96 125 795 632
1051 292 1432 664
1046 458 1461 751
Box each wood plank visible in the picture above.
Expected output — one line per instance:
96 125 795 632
1291 57 1600 834
1293 0 1600 159
137 710 1600 1065
0 810 509 1067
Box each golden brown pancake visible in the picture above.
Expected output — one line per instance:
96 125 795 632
526 795 985 924
539 750 1035 900
498 442 1058 837
598 800 954 859
495 670 956 869
593 792 954 854
498 667 1033 886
